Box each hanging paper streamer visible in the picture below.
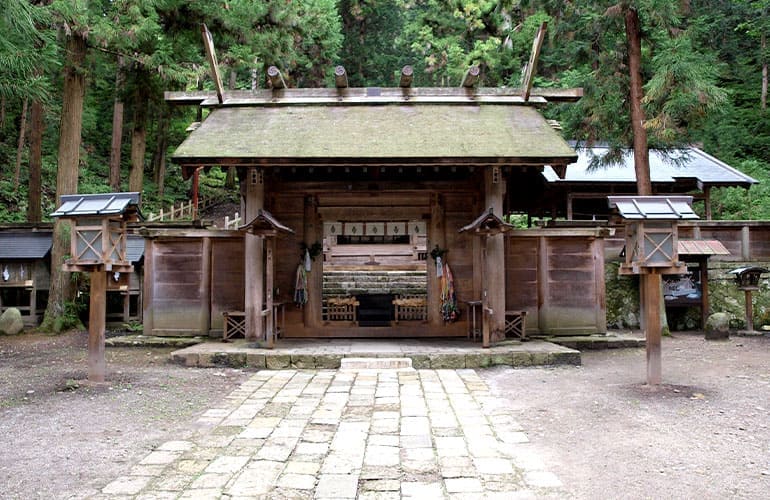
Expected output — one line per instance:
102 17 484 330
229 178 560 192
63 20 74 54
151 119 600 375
436 255 443 278
304 249 312 272
440 261 459 322
294 264 308 306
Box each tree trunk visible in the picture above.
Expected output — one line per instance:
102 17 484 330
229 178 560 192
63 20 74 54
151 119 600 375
151 103 169 197
129 88 147 193
109 57 125 191
27 99 43 222
14 98 29 191
761 33 767 111
625 7 652 195
42 31 87 331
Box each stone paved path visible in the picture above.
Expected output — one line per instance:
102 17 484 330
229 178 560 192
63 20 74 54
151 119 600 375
99 368 566 499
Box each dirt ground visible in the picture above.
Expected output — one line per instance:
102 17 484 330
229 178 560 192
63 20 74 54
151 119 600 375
484 332 770 499
0 331 768 499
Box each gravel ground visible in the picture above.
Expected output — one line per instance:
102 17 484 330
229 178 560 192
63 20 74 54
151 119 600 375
483 332 770 499
0 330 768 499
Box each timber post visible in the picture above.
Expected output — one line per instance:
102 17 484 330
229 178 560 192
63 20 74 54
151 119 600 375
484 166 506 343
244 167 265 341
88 271 107 383
304 195 321 328
428 193 446 327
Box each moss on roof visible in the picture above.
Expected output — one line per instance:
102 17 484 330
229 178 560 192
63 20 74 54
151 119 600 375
172 104 576 165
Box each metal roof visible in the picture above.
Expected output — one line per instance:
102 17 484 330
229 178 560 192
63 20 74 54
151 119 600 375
678 239 730 256
0 232 52 259
543 145 758 188
608 196 699 220
126 234 145 263
51 192 141 217
171 104 577 169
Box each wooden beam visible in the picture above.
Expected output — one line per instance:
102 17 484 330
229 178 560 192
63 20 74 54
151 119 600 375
399 65 413 88
164 86 583 105
521 22 548 101
461 66 481 88
266 238 275 348
643 273 662 385
268 66 287 90
334 65 348 88
200 24 225 104
88 271 107 383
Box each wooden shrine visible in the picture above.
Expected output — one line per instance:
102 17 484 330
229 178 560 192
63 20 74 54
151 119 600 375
51 192 141 383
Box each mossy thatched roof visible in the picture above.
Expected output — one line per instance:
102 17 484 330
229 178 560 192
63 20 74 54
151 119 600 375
172 104 576 169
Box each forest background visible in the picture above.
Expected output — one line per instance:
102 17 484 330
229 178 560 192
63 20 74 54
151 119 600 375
0 0 769 327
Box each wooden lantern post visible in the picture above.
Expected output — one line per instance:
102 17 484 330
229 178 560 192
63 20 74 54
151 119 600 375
608 196 698 385
728 267 769 332
459 208 514 348
51 192 141 383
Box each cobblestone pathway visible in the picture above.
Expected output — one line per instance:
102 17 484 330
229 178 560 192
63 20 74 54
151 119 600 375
100 368 566 499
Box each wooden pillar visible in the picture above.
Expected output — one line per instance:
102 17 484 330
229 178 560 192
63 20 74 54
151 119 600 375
201 237 212 336
643 272 663 385
537 235 549 335
266 238 275 347
744 290 754 331
304 195 321 329
428 193 446 327
699 257 710 329
142 240 154 335
244 168 264 341
472 196 482 301
593 238 607 333
741 225 751 261
88 271 107 383
703 186 712 220
484 166 506 343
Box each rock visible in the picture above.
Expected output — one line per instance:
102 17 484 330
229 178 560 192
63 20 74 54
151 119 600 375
0 308 24 335
705 312 730 340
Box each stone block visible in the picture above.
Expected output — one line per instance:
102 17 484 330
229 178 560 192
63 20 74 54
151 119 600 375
510 352 533 367
429 354 466 369
529 352 552 366
266 355 291 369
246 353 266 368
464 354 492 369
489 353 512 366
409 354 431 369
314 354 342 369
291 354 316 369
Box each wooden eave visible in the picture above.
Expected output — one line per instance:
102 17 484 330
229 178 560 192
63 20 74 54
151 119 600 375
239 209 295 236
459 208 514 236
164 87 583 106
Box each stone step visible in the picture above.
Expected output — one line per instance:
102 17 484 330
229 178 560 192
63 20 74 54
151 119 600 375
340 357 414 371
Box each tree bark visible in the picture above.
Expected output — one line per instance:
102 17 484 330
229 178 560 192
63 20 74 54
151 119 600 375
761 33 767 111
14 98 29 191
27 99 43 222
43 30 87 331
129 87 148 193
151 103 169 197
625 7 652 195
109 57 125 191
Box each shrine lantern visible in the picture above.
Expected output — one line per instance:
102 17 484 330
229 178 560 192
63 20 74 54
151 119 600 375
608 196 699 276
51 192 141 273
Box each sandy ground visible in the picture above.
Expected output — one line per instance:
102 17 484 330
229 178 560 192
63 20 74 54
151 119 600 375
483 332 770 499
0 330 768 499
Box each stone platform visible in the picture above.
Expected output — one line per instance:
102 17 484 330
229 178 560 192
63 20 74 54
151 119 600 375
169 338 581 370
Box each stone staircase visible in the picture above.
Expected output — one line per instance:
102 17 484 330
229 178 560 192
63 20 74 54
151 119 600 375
323 270 427 297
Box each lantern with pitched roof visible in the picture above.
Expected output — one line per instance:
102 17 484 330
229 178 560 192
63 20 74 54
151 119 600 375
51 192 141 272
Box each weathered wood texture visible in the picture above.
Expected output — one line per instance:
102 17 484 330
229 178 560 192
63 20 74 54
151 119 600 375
505 234 606 336
210 238 245 330
144 239 206 336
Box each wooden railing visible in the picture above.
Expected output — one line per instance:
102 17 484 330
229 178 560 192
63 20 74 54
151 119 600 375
223 212 241 229
147 200 195 222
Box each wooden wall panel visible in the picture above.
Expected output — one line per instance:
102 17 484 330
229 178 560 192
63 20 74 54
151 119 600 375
149 239 204 333
210 238 245 330
505 238 539 328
